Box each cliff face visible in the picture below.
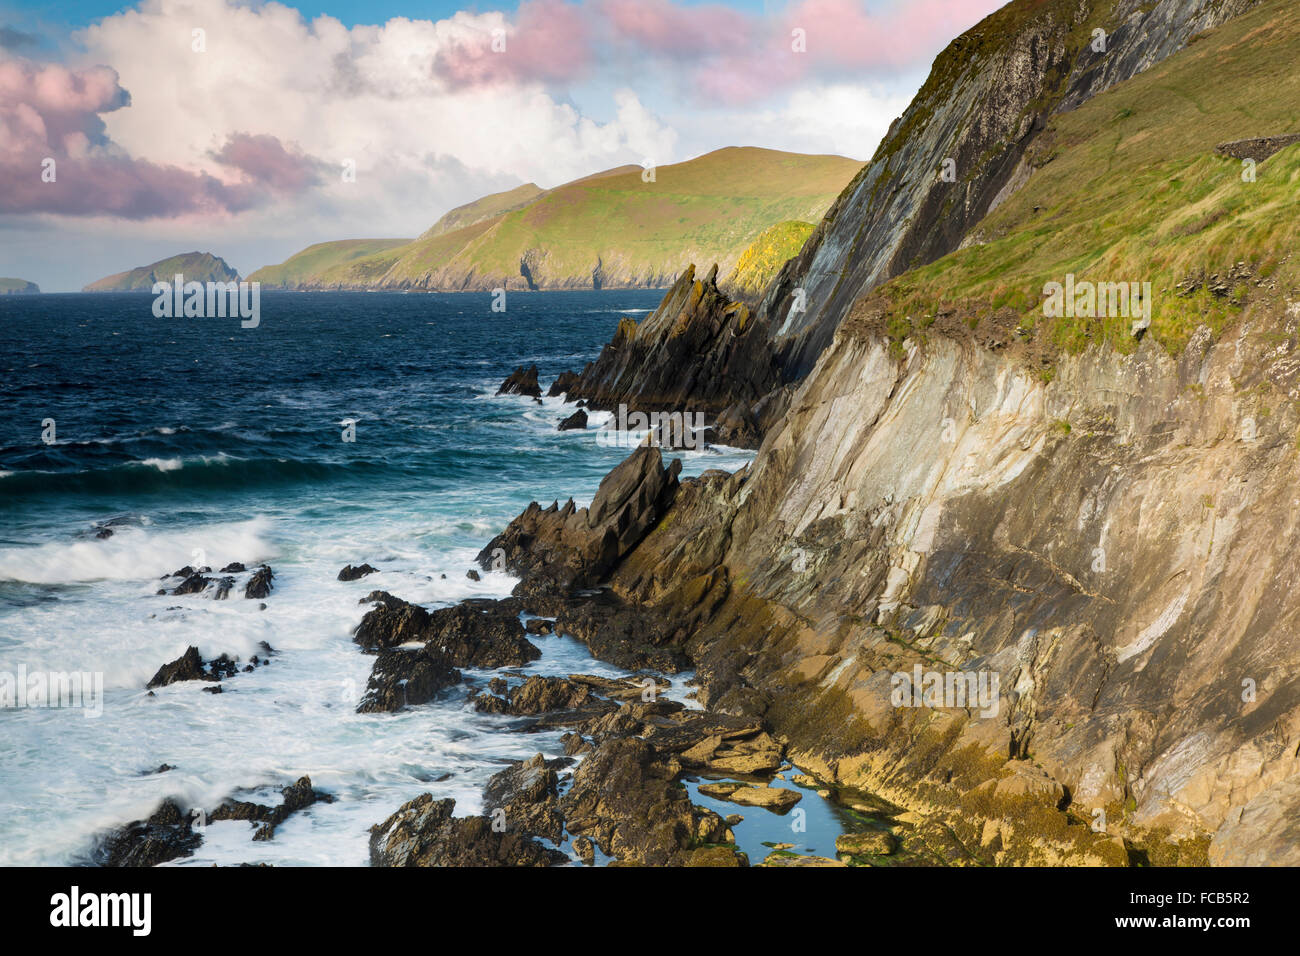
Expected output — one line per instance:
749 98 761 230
760 0 1262 380
494 0 1300 863
602 299 1300 865
561 264 782 437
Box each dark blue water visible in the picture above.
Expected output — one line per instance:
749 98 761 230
0 289 772 866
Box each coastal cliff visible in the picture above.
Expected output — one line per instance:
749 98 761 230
478 0 1300 864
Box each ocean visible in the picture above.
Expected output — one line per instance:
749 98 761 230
0 289 854 865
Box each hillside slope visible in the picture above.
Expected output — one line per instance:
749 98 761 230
246 239 410 290
84 252 240 292
0 278 40 294
497 0 1300 865
250 148 862 292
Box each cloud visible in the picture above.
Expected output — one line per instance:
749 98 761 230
434 0 593 88
211 133 325 193
0 26 40 51
0 56 329 217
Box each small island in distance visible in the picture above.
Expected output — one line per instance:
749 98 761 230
0 278 41 294
82 252 240 292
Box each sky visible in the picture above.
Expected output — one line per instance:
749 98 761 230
0 0 1005 290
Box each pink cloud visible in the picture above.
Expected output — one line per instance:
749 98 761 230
211 132 324 193
432 0 1004 105
599 0 754 57
0 58 321 218
435 0 593 88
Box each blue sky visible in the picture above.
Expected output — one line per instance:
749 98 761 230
0 0 1002 289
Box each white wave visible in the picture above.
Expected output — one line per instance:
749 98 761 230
140 457 183 472
0 518 275 585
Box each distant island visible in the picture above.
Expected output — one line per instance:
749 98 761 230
83 252 240 292
0 278 40 294
249 147 862 296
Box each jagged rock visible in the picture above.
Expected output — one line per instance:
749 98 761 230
1214 133 1300 163
209 776 334 842
147 646 213 688
483 753 566 844
338 563 379 581
496 364 542 398
558 265 780 449
424 601 540 668
356 646 461 713
466 569 480 581
548 371 579 397
220 562 246 573
558 736 740 866
476 444 681 593
244 565 273 599
171 572 211 595
369 794 567 867
352 593 430 652
96 799 203 867
557 409 588 431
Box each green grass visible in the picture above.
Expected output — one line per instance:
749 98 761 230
247 239 411 289
83 252 240 291
868 0 1300 366
724 220 814 298
252 147 862 290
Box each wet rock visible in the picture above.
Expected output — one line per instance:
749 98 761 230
211 576 236 600
171 572 211 596
836 831 898 857
483 753 566 844
209 776 335 842
147 646 213 688
471 675 617 727
548 371 579 397
476 445 681 592
220 562 246 573
572 835 595 865
244 565 274 599
96 799 203 867
369 794 567 867
553 591 691 672
761 853 845 867
424 601 540 669
338 563 379 581
352 593 430 652
496 364 542 398
678 730 783 775
699 784 801 813
356 646 461 713
466 569 480 581
558 736 740 866
523 617 553 635
557 409 588 431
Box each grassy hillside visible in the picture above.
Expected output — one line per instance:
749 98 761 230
84 252 240 292
253 147 862 291
868 0 1300 372
723 220 814 300
419 183 544 240
247 239 411 289
0 278 40 294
